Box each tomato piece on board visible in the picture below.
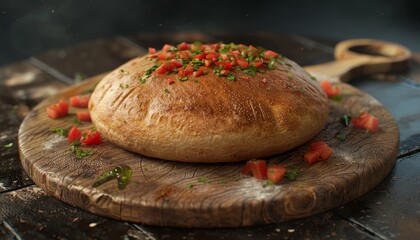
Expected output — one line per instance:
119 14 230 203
241 159 267 180
47 99 69 119
81 129 102 145
70 95 90 108
47 105 63 119
77 111 91 122
67 126 82 142
351 112 379 133
267 165 286 184
304 141 333 164
264 50 279 59
58 99 69 114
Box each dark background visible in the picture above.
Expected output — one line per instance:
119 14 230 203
1 0 420 67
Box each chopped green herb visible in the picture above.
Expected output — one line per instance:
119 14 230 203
262 180 273 188
331 95 343 102
73 118 81 125
181 58 190 65
119 84 123 89
284 166 301 180
191 59 204 70
92 164 132 190
49 127 68 137
193 78 199 83
310 76 317 81
227 73 236 81
268 58 276 69
243 66 258 76
164 88 170 93
167 47 179 52
69 145 94 159
3 142 13 148
197 177 207 183
145 65 159 75
74 72 86 82
187 182 194 189
341 115 352 126
335 132 347 141
138 75 149 84
125 84 129 88
178 76 188 82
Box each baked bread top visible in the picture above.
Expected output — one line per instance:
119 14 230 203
89 42 329 163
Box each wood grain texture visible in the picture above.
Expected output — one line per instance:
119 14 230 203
18 74 399 227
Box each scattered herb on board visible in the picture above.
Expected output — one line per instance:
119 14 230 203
187 182 194 189
69 145 94 159
49 127 68 137
341 115 352 126
164 88 170 93
3 142 13 148
284 166 301 180
262 180 274 188
73 118 81 125
197 177 207 183
92 164 132 190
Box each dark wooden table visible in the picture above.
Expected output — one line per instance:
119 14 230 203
1 33 420 240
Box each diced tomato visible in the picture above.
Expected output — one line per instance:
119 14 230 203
81 129 102 145
47 105 63 119
193 70 204 77
148 47 156 54
67 126 82 142
304 140 333 164
215 62 232 70
264 50 279 59
351 112 379 133
47 99 69 119
167 78 175 84
178 69 186 77
69 95 90 108
193 53 206 60
236 57 249 68
157 51 167 60
220 69 230 75
190 43 201 52
170 60 183 68
162 44 174 51
320 80 341 97
178 51 191 59
210 43 220 51
177 42 189 51
155 63 170 74
248 45 257 51
206 52 219 60
241 159 267 180
77 111 91 122
184 65 194 75
253 59 263 68
267 165 286 184
204 59 213 67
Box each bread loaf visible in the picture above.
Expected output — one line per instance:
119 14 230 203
89 42 329 163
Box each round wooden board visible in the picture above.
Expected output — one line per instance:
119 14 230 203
18 75 399 228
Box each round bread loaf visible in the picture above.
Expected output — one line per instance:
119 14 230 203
89 42 329 163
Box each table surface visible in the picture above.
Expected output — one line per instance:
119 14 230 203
1 33 419 240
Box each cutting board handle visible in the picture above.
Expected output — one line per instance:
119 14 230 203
303 39 412 82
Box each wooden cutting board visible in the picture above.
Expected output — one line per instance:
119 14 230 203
18 39 409 228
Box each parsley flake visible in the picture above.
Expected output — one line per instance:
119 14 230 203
49 127 68 137
3 142 13 148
